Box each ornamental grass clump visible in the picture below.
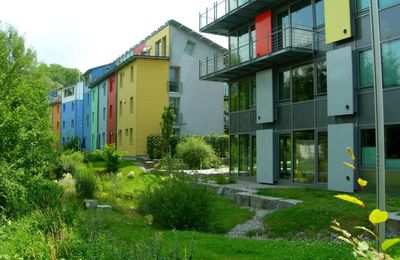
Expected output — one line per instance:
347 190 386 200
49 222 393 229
332 147 400 259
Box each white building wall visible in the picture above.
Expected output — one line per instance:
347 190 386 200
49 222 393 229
170 26 224 135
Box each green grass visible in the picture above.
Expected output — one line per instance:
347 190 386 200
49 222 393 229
257 188 400 240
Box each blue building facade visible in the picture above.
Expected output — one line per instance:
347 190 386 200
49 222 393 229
82 85 91 150
98 79 108 150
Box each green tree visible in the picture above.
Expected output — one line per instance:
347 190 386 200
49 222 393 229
160 105 176 154
40 63 81 87
0 24 56 174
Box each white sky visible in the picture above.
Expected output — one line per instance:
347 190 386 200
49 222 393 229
0 0 227 72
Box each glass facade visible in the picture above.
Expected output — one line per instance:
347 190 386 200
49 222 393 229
317 61 327 94
380 0 400 8
279 70 291 101
315 0 325 26
294 131 315 183
318 132 328 183
230 82 239 112
279 134 291 179
230 77 255 112
239 79 249 110
382 39 400 88
230 135 239 173
292 63 314 102
252 135 257 175
239 135 250 174
359 50 374 88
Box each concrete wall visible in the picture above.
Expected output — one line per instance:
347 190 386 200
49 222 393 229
170 25 224 135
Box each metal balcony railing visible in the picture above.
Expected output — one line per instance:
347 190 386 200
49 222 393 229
199 0 250 30
200 26 321 78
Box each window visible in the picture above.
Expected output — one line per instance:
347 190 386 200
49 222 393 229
129 128 133 145
102 132 106 146
62 121 65 129
184 40 195 55
380 5 400 41
293 131 315 183
63 104 66 112
56 105 59 113
315 0 325 26
239 135 250 174
119 72 123 88
109 105 113 118
356 15 371 47
92 112 94 123
292 63 314 102
279 70 291 101
359 50 374 88
230 135 239 174
62 137 65 144
109 81 113 93
125 129 128 138
169 97 180 115
250 78 256 106
382 39 400 88
357 0 369 10
318 132 328 183
92 90 95 101
130 66 134 82
103 83 106 96
162 36 167 56
130 97 133 114
317 61 327 94
380 0 400 8
103 107 106 120
239 79 249 110
169 67 180 83
238 27 250 63
56 121 59 130
118 130 122 145
71 119 74 128
119 101 123 117
64 87 74 97
279 134 291 179
229 34 239 66
155 40 161 56
72 102 74 111
86 115 89 126
229 82 239 112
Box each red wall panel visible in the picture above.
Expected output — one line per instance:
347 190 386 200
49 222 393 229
107 74 116 145
255 10 272 58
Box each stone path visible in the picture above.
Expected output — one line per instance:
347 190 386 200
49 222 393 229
226 208 273 240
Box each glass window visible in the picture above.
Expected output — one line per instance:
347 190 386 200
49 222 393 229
103 107 106 120
162 37 167 56
130 66 134 82
64 87 74 97
279 70 291 101
292 63 314 102
169 67 180 82
279 134 291 179
71 119 74 128
129 128 133 145
184 41 196 55
291 0 313 28
230 82 239 112
239 135 250 175
380 0 400 8
380 5 400 41
315 0 325 27
252 135 257 176
382 39 400 88
230 135 239 174
317 61 327 94
386 125 400 168
238 27 250 63
359 50 374 88
239 79 249 110
294 131 315 183
318 132 328 183
229 34 239 66
361 129 376 167
250 77 256 106
357 0 369 10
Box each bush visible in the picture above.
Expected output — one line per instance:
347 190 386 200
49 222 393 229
83 150 104 163
75 167 97 199
27 174 64 210
137 174 211 231
103 144 122 172
175 137 218 169
147 134 163 160
51 151 84 179
202 134 229 158
63 137 81 151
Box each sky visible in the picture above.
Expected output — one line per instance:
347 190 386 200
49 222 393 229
0 0 227 72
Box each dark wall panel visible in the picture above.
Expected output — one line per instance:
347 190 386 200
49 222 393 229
293 102 314 129
277 105 291 130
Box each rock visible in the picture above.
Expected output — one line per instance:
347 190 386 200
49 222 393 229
97 205 112 211
84 199 98 209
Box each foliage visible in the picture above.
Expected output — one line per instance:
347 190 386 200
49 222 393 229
50 151 84 179
0 23 57 175
215 175 236 185
175 136 218 169
62 136 81 151
75 167 97 199
83 150 104 163
160 105 176 157
201 134 229 158
147 134 163 160
137 174 212 231
39 63 81 87
27 174 64 210
102 144 122 172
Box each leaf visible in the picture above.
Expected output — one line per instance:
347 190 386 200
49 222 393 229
346 147 356 161
382 238 400 251
337 235 353 245
357 178 368 187
369 209 389 225
343 162 355 170
335 194 365 207
354 226 377 239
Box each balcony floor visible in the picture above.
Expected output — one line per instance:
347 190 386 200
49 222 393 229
201 47 314 82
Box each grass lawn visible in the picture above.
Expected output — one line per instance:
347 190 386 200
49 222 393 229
258 188 400 256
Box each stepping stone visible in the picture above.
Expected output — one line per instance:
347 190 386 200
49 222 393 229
97 205 112 211
84 199 98 209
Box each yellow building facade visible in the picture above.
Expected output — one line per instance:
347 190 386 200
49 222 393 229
116 57 169 156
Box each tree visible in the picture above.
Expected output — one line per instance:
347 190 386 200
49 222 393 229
160 105 176 155
0 24 56 175
40 63 81 87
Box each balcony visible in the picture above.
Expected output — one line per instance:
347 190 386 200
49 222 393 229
199 0 279 36
168 81 182 93
200 27 326 81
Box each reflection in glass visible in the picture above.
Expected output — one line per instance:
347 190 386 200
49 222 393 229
229 34 239 66
380 5 400 41
359 50 374 88
239 135 250 175
317 61 327 94
252 135 257 176
382 39 400 88
277 11 290 50
250 77 256 106
230 135 239 174
279 134 291 179
361 129 376 167
279 70 291 101
380 0 400 8
357 0 369 10
293 63 314 102
238 28 250 63
294 131 315 183
315 0 325 26
239 79 249 110
291 0 312 28
229 82 238 112
318 132 328 183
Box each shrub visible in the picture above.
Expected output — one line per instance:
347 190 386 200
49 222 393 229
175 136 218 169
51 151 84 179
63 137 81 151
147 134 163 160
83 150 104 163
75 167 97 199
103 144 122 172
27 174 64 210
137 174 211 231
202 134 229 158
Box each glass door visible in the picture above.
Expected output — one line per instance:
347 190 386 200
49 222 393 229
277 10 290 50
279 133 292 180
